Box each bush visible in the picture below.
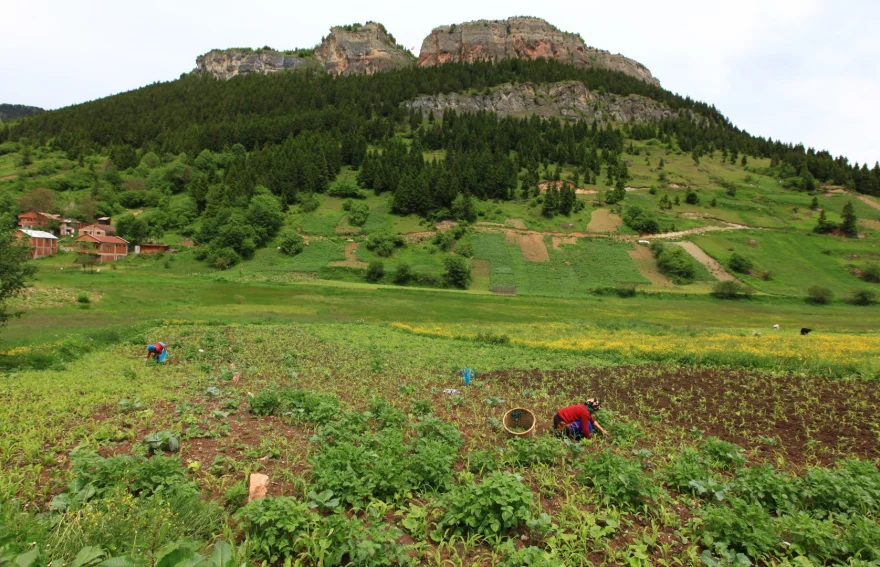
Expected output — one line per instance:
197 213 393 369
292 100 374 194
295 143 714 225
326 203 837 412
806 285 833 304
712 280 753 299
474 331 510 345
700 437 746 469
622 205 660 233
76 293 90 304
443 256 471 289
436 472 534 537
278 230 305 256
846 289 877 306
651 242 696 283
728 253 753 274
365 232 404 257
393 263 412 285
347 202 369 226
862 263 880 283
366 260 385 282
579 450 659 509
685 189 700 204
298 194 320 213
327 182 365 199
235 497 319 563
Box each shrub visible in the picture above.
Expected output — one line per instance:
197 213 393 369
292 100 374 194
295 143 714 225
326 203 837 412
622 205 660 233
76 293 90 304
846 289 877 306
248 388 281 415
327 182 365 199
366 260 385 282
365 232 404 257
474 331 510 345
504 436 567 467
278 230 305 256
443 256 471 289
651 242 696 283
685 189 700 204
806 285 833 305
393 263 412 285
712 280 753 299
728 253 753 274
347 202 369 226
862 263 880 283
436 472 534 538
455 241 474 258
615 284 637 297
299 194 320 212
579 450 659 509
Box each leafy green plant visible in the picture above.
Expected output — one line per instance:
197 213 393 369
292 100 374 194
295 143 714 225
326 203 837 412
699 498 779 559
504 436 567 467
435 472 535 538
579 450 660 509
701 437 746 469
234 497 318 563
144 431 180 454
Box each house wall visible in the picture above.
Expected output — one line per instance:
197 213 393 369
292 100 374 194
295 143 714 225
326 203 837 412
29 237 57 259
96 243 128 263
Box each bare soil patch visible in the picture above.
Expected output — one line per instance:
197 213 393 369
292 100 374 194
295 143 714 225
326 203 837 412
504 230 517 245
650 222 751 239
859 218 880 231
551 236 577 250
505 218 527 229
329 242 368 269
669 241 734 281
627 245 674 286
538 180 596 195
587 209 622 233
435 220 459 231
334 216 361 235
0 174 17 182
517 233 549 262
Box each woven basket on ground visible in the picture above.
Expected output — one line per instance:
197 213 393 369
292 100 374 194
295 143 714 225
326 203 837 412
502 408 536 438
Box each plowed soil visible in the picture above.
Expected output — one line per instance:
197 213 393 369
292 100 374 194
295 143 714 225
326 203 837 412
587 209 622 233
517 233 550 262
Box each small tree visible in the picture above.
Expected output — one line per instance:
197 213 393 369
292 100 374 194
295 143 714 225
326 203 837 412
810 196 819 210
19 187 56 213
443 256 471 289
0 222 38 328
728 253 753 274
685 189 700 205
846 289 877 306
862 263 880 283
806 286 833 305
365 260 384 283
840 201 858 237
278 230 305 256
347 202 370 227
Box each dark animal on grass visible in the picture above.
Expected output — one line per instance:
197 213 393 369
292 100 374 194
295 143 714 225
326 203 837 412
800 328 812 336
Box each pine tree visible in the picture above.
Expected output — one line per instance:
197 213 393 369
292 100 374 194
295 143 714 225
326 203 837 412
542 185 559 217
840 201 858 236
559 186 575 216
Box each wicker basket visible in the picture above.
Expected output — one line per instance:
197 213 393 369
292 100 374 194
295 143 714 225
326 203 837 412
502 408 536 438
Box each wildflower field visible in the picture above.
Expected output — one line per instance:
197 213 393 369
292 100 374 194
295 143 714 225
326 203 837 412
2 321 880 566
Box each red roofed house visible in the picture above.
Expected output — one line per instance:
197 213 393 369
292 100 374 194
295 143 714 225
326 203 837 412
16 229 58 259
78 224 116 237
74 234 129 263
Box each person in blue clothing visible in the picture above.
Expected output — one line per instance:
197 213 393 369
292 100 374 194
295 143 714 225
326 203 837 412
145 342 168 364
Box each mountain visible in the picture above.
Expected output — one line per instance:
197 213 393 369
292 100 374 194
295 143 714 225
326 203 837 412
196 22 415 79
0 104 44 121
418 17 658 86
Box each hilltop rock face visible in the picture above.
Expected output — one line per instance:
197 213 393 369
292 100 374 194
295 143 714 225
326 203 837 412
196 50 321 80
418 17 658 86
316 22 414 76
196 22 414 80
404 81 677 124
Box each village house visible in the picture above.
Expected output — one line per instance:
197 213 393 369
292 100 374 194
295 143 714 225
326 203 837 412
74 234 129 263
78 223 116 237
17 229 58 259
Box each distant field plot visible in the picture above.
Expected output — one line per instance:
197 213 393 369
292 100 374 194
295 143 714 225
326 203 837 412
294 211 345 236
240 239 346 275
355 240 447 276
361 201 392 233
693 230 880 295
473 233 647 297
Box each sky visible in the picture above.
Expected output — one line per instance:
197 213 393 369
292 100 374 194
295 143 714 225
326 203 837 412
2 0 878 166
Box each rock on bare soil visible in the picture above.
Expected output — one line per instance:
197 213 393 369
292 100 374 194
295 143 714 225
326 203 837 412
668 241 734 281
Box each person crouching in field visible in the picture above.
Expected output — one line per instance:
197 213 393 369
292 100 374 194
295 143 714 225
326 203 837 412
553 398 609 441
145 342 168 364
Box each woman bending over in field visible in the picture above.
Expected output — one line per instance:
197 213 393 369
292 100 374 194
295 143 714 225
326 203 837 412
553 398 609 441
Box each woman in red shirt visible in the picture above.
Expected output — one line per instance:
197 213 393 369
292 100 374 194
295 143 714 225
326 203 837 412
553 399 609 440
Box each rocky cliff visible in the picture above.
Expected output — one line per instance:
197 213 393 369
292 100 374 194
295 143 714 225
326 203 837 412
196 22 414 79
316 22 415 76
404 81 677 124
418 17 658 86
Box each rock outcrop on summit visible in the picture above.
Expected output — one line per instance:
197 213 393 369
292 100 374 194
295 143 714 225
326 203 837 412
418 17 658 86
196 22 414 80
405 81 677 124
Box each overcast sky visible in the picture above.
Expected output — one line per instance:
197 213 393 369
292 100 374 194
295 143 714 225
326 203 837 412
2 0 878 165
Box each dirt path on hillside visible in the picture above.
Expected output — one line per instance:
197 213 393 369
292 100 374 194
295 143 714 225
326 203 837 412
648 222 752 240
668 241 734 281
329 242 367 269
0 174 17 182
857 195 880 212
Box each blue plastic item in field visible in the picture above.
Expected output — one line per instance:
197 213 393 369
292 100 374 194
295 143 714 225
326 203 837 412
461 368 472 386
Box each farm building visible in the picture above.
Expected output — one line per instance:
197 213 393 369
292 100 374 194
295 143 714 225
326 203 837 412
19 212 80 236
74 234 129 263
134 244 170 255
16 229 58 259
78 223 116 237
